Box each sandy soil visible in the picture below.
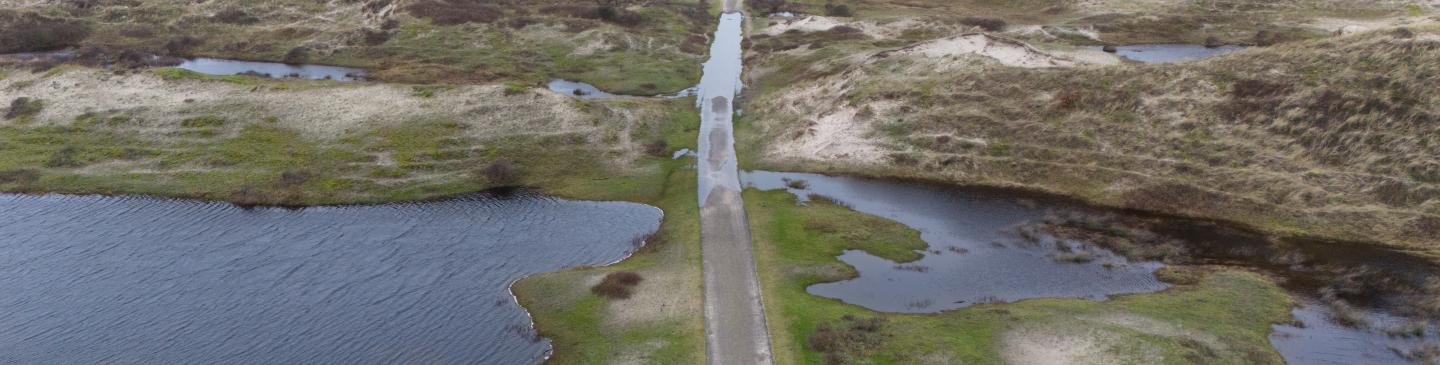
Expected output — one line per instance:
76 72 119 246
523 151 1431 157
893 33 1086 68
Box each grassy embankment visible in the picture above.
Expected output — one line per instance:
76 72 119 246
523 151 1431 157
744 188 1293 364
738 23 1440 258
2 0 716 94
513 96 705 364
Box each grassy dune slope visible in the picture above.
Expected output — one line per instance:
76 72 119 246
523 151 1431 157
2 0 713 94
739 25 1440 257
0 66 695 205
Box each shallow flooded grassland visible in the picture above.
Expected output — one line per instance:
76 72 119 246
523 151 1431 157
743 187 1295 364
2 0 717 94
738 23 1440 258
742 171 1440 364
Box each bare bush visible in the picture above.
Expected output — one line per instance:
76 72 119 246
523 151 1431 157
590 271 644 299
643 139 669 157
211 8 259 24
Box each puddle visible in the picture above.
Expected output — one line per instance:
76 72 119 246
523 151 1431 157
548 79 699 100
177 58 365 81
0 50 366 81
1093 44 1246 63
742 170 1168 313
547 79 627 99
1271 298 1438 365
671 148 695 159
0 192 660 364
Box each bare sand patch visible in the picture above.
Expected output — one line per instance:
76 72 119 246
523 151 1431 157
892 33 1082 68
0 68 593 140
1001 326 1122 365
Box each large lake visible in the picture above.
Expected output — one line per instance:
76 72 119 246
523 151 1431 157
0 193 660 365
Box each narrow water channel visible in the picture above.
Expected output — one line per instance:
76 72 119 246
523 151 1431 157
695 11 775 365
0 193 660 364
1093 44 1246 63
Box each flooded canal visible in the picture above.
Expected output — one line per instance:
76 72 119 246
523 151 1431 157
1094 44 1246 63
0 193 660 364
176 58 365 81
743 170 1440 364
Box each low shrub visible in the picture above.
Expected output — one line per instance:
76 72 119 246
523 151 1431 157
408 0 503 25
643 139 669 157
0 11 91 53
45 146 82 168
278 169 313 187
806 316 886 363
823 3 853 17
503 82 528 95
282 47 309 65
960 16 1006 32
591 271 644 299
480 159 518 185
180 115 226 128
0 169 40 184
5 97 43 120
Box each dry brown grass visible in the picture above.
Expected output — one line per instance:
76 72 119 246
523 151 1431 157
742 25 1440 255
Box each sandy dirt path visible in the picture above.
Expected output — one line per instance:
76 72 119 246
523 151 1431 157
696 11 775 365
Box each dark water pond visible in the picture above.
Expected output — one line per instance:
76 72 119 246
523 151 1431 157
177 58 365 81
743 170 1440 363
742 170 1168 313
1092 44 1246 63
0 193 660 365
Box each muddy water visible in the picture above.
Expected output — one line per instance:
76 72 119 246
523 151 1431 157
1094 44 1246 63
742 171 1168 312
0 193 660 365
743 170 1440 363
177 58 365 81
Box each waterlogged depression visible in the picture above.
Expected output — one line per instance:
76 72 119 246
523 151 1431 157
743 171 1168 313
0 193 660 365
744 171 1440 363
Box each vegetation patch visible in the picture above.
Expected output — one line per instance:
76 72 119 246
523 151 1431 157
4 97 42 121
